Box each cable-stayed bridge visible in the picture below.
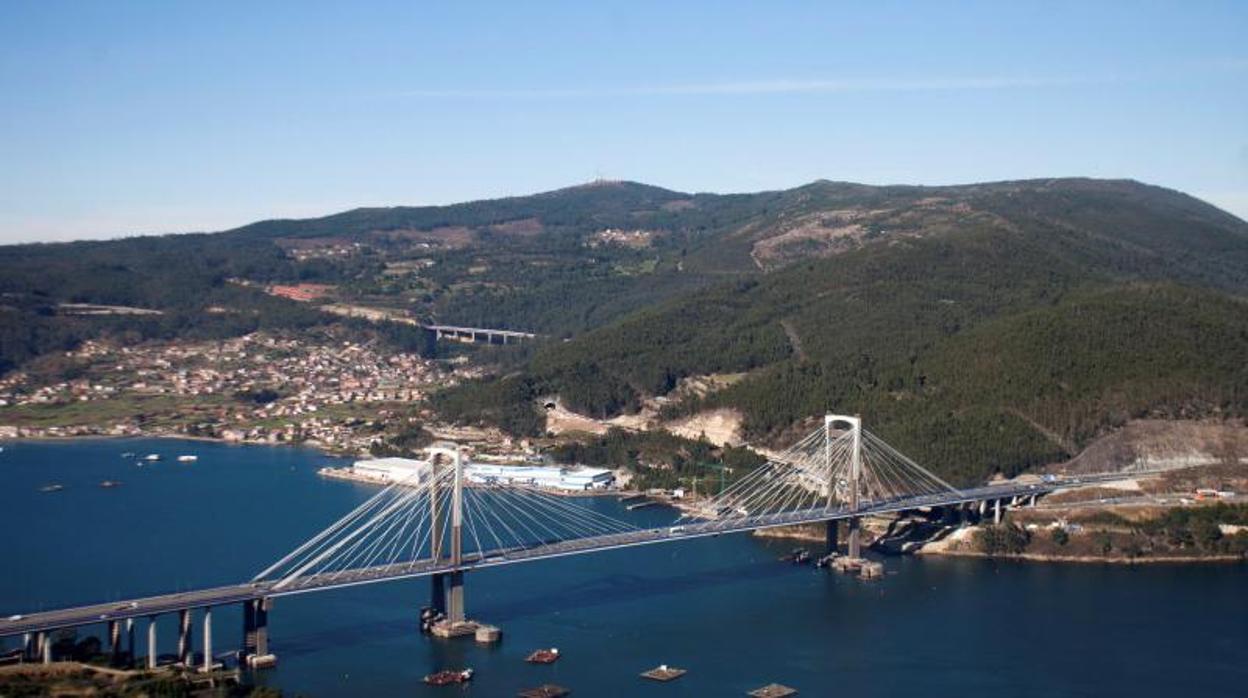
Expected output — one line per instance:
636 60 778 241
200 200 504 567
0 415 1153 669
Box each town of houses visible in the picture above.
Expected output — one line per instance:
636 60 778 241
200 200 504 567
0 332 481 453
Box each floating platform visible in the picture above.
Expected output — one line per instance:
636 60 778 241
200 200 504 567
518 684 570 698
641 664 686 682
424 668 473 686
749 683 798 697
525 648 560 664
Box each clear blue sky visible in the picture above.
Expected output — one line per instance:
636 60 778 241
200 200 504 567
1 1 1246 243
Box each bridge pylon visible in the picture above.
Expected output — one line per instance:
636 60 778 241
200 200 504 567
427 445 467 627
824 414 864 558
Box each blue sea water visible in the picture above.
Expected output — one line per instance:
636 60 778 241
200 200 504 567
1 438 1245 697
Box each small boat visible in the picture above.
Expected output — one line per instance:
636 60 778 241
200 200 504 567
526 648 561 664
177 455 198 462
424 668 473 686
780 547 810 564
143 454 161 461
39 484 64 493
99 480 122 488
121 452 135 458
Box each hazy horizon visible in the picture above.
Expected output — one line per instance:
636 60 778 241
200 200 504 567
2 1 1246 243
0 175 1245 247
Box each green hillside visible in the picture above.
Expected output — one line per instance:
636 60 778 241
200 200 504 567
433 180 1248 484
3 176 1247 484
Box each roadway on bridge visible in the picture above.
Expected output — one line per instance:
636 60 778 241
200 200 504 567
0 471 1142 638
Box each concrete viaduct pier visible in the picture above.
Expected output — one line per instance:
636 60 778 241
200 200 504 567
424 324 536 346
12 599 274 672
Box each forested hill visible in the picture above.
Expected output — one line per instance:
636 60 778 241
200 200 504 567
3 175 1247 481
432 179 1248 485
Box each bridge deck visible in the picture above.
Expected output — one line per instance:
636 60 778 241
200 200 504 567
424 324 536 338
0 472 1142 638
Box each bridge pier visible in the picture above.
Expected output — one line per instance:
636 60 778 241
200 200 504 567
993 499 1002 525
201 607 213 672
21 632 31 662
108 619 121 665
847 516 863 559
177 609 192 666
430 573 447 616
147 617 157 669
446 571 465 624
824 520 838 555
243 597 272 663
126 618 135 667
38 631 50 664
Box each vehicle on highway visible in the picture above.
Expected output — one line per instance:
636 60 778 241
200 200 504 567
5 614 22 622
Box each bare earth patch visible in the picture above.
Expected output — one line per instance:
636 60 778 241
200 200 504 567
664 408 744 447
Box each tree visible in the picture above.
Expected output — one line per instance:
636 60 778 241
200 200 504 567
978 523 1030 555
1050 527 1069 546
1192 519 1222 550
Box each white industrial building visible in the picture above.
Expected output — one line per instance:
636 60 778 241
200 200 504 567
345 456 615 492
349 457 432 484
466 463 615 491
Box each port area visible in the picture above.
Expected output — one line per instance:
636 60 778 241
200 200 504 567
317 453 618 497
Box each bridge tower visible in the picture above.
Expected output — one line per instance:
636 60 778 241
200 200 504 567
824 414 864 558
429 454 445 616
428 446 466 625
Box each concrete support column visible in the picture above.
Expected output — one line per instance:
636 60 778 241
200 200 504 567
38 631 50 664
254 599 269 657
201 607 212 673
848 516 862 559
430 574 447 615
446 571 465 623
447 448 466 623
825 520 839 555
243 600 255 655
1029 494 1037 507
147 617 158 670
108 619 121 665
21 632 32 662
126 619 134 667
177 609 192 666
993 499 1002 525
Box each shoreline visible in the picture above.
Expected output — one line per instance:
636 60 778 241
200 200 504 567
0 431 358 458
919 548 1246 565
